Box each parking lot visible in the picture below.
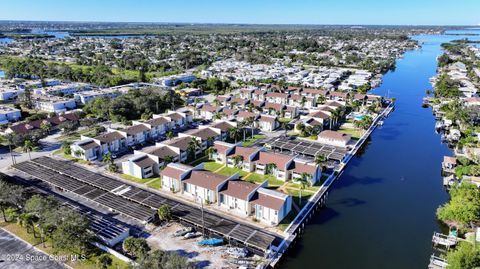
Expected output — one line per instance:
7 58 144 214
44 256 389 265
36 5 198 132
0 229 66 269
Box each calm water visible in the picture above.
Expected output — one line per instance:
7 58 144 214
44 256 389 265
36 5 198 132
281 32 480 269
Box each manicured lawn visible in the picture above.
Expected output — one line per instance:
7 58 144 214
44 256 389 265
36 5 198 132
203 161 224 172
54 150 92 165
286 181 320 193
338 125 362 140
217 166 248 177
242 134 266 147
119 174 150 184
187 154 208 166
146 178 162 189
285 188 313 208
277 208 299 231
1 222 129 269
244 173 284 187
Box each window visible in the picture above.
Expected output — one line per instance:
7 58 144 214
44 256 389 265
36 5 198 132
275 210 278 216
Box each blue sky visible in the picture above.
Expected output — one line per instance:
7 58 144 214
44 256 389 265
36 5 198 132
0 0 479 25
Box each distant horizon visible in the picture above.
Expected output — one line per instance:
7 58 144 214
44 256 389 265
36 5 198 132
0 19 477 28
0 0 479 26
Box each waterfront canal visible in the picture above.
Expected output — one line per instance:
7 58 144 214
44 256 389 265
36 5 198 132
282 32 480 269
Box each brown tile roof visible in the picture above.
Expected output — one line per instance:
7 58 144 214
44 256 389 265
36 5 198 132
251 190 286 211
166 112 184 121
354 94 367 100
303 88 328 95
78 140 100 150
146 117 170 127
290 161 317 174
163 136 192 151
230 98 249 105
238 111 258 119
95 131 125 144
309 111 330 119
318 130 351 142
184 128 219 140
211 121 235 132
265 92 289 99
259 115 277 123
228 146 260 160
8 113 79 134
214 143 234 155
121 124 150 135
443 156 457 165
145 146 179 160
133 155 157 168
265 102 285 110
183 170 230 191
220 180 257 200
330 91 349 97
252 100 265 107
160 165 190 180
200 104 221 112
254 151 294 169
325 101 343 108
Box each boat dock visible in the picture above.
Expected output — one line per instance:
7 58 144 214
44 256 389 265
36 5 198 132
432 232 457 248
428 255 448 269
267 102 395 267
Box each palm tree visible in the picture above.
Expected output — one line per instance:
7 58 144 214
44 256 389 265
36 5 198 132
23 139 34 160
232 155 244 168
228 127 241 143
298 172 312 205
205 147 217 160
166 131 174 140
330 108 341 130
187 137 201 159
40 121 52 135
281 121 289 135
213 99 221 107
265 163 277 176
315 154 328 171
213 112 223 121
247 117 256 138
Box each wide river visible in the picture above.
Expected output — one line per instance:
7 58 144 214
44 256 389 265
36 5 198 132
281 31 480 269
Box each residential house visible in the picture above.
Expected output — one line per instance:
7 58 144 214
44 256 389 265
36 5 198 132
159 163 194 192
182 166 238 203
251 187 292 225
219 180 264 216
317 130 352 147
121 154 158 179
253 151 295 181
258 115 279 132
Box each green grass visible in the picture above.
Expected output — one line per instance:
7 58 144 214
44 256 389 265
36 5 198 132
242 134 266 147
244 173 284 187
1 222 129 269
277 208 299 231
338 126 362 140
217 166 248 177
119 174 150 184
285 188 313 208
286 181 320 193
202 161 224 172
53 150 92 165
146 178 162 189
278 118 292 123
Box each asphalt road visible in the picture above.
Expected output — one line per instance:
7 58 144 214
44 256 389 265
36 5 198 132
0 229 66 269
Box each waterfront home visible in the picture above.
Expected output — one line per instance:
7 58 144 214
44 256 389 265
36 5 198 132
258 115 279 132
218 180 264 216
317 130 352 147
159 163 194 192
366 95 383 106
253 151 295 180
251 187 292 225
300 110 331 131
329 91 349 102
442 156 457 174
182 167 238 203
289 159 322 185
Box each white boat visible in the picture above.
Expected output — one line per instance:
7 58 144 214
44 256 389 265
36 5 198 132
173 227 193 237
226 247 249 258
184 231 201 239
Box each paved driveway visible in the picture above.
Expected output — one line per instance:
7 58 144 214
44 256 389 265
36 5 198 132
0 229 66 269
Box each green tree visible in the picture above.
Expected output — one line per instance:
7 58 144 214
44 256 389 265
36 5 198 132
166 131 174 140
22 139 34 160
157 205 172 222
205 147 217 161
446 240 480 269
228 127 241 143
187 137 201 159
123 236 151 258
437 183 480 228
96 253 113 269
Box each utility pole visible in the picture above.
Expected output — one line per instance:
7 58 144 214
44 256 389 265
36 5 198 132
201 198 205 237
